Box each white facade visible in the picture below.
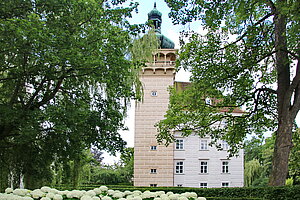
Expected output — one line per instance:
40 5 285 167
173 133 244 188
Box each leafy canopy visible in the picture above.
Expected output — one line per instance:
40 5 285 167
157 0 299 156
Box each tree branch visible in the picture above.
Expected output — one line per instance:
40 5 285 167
219 12 274 51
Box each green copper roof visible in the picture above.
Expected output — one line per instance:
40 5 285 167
156 33 175 49
148 8 162 18
147 3 175 49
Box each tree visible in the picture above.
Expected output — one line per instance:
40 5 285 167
0 0 156 190
157 0 300 185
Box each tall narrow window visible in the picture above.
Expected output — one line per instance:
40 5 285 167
175 139 184 150
175 161 184 174
199 182 208 188
200 161 208 174
222 161 229 173
200 139 208 150
150 169 157 174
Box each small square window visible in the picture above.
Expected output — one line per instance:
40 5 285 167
177 184 183 187
222 182 229 187
150 169 157 174
151 91 157 96
150 146 157 150
200 182 208 188
205 98 212 105
175 139 184 150
150 184 157 187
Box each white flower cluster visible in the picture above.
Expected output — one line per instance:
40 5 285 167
0 185 206 200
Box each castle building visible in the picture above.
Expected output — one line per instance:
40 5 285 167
133 4 244 188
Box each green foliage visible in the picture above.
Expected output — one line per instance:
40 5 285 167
244 131 300 186
96 185 300 200
0 0 150 190
159 0 300 185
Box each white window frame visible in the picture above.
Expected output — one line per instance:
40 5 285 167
222 182 229 187
200 139 208 150
150 146 157 150
175 139 184 150
200 161 208 174
150 169 157 174
205 98 212 105
221 141 229 150
222 161 229 173
151 91 157 97
175 161 184 174
199 182 208 188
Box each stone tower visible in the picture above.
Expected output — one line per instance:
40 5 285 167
133 4 177 187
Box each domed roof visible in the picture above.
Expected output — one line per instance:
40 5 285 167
147 3 175 49
148 3 162 19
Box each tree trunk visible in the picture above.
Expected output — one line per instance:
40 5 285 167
72 159 81 189
269 0 293 186
269 120 293 185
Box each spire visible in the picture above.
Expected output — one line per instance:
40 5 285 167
147 3 175 49
148 2 162 33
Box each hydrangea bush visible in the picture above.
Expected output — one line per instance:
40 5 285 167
0 186 206 200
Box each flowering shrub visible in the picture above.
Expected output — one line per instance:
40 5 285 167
0 186 206 200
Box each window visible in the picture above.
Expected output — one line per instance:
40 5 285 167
177 184 183 187
150 146 157 150
221 141 229 150
175 161 184 174
151 91 157 96
222 161 229 173
200 161 208 174
175 139 184 150
205 98 212 105
150 169 157 174
150 184 157 187
199 182 208 188
222 182 229 187
200 139 208 150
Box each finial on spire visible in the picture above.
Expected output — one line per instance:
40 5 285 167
154 2 156 8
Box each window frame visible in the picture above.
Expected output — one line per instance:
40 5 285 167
150 146 157 150
150 169 157 174
222 161 229 173
151 91 158 97
200 139 208 150
199 182 208 188
200 160 208 174
175 161 184 174
175 139 184 150
222 182 229 187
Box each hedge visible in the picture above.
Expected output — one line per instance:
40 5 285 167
106 185 300 200
53 184 300 200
